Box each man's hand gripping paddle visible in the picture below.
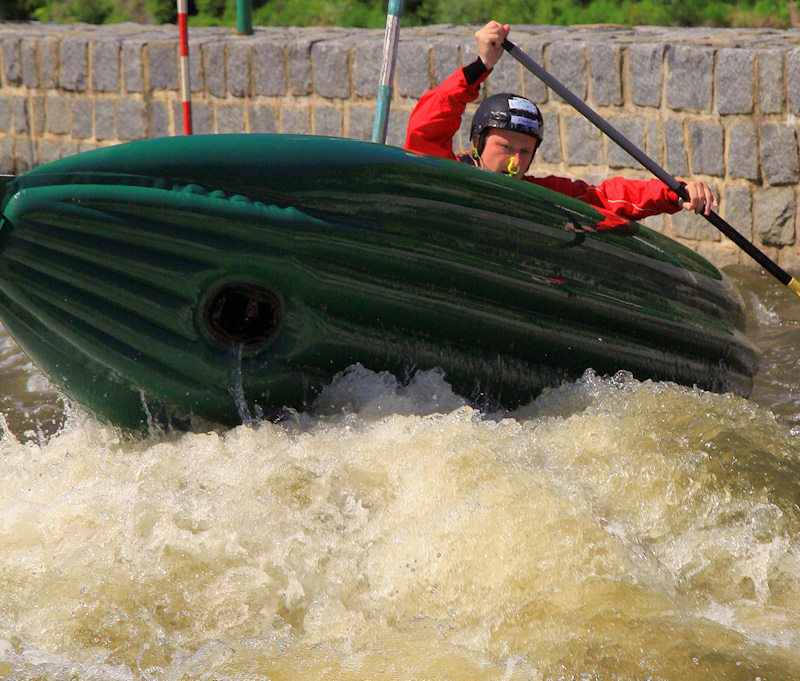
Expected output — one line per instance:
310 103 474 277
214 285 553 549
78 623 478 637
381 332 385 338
502 38 800 300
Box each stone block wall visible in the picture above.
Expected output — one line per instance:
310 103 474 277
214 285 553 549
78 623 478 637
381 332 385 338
1 20 800 269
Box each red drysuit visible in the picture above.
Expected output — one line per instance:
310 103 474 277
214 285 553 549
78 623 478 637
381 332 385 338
404 62 683 231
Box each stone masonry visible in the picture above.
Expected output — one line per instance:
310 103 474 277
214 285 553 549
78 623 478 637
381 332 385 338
2 20 800 269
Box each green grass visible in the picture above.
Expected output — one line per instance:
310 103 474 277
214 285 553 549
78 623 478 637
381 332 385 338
1 0 795 28
415 0 793 28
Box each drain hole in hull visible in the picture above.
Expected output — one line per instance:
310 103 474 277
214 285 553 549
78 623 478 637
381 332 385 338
204 283 281 350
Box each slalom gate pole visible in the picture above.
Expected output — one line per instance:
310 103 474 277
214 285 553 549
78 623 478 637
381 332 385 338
178 0 193 135
372 0 403 144
236 0 253 35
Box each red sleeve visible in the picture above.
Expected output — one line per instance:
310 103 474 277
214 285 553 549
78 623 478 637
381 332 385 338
404 67 490 160
529 175 681 229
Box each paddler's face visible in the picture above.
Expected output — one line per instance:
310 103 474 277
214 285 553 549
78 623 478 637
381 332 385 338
477 129 539 179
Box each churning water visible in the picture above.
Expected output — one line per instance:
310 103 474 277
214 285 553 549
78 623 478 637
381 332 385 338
0 265 799 680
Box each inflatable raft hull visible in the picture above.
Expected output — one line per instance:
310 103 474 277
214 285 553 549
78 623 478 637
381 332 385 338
0 134 758 429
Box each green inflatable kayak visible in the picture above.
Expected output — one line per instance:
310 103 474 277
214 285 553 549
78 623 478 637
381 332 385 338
0 134 758 429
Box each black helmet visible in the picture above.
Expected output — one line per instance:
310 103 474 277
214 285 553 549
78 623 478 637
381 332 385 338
470 93 544 144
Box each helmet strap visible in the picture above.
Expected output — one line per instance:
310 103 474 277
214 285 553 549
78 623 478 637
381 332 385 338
475 131 488 157
524 141 540 173
469 132 487 168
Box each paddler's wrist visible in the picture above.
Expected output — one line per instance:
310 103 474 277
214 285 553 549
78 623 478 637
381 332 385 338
463 57 490 85
673 181 688 206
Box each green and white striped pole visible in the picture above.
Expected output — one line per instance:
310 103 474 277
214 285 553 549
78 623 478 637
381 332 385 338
372 0 403 144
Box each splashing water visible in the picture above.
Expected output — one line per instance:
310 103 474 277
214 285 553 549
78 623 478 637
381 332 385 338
0 360 799 680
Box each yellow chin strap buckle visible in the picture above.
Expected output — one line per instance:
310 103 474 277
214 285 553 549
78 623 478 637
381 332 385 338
506 156 520 176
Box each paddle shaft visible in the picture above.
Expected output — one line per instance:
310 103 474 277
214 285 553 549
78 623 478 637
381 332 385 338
502 38 800 298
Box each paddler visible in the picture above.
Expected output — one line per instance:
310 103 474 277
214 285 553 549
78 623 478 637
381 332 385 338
404 20 718 230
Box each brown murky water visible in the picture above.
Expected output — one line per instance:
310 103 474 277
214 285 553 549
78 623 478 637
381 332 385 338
0 266 798 680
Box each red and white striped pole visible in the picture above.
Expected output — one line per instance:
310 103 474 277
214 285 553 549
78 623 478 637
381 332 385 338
177 0 192 135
